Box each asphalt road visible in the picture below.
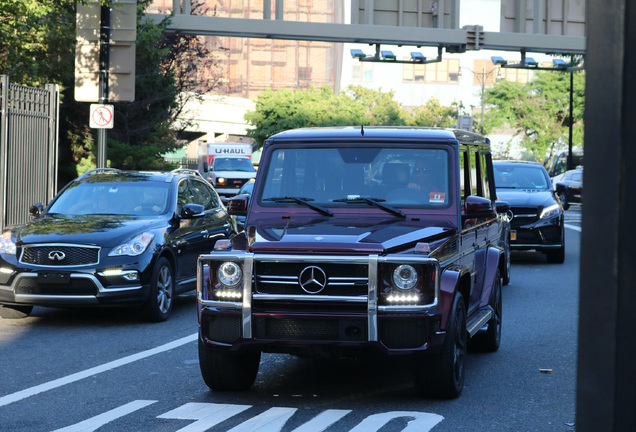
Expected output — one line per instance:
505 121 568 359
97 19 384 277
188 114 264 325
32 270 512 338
0 213 581 432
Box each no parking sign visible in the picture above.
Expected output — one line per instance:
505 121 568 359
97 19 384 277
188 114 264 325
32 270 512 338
89 104 114 129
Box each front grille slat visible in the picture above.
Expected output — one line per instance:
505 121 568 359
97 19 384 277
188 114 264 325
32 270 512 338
254 262 368 296
20 244 100 267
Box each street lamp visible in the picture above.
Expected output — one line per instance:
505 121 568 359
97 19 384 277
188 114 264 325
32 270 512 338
458 64 501 133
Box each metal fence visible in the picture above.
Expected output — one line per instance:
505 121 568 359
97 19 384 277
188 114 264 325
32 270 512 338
0 75 59 232
164 157 198 170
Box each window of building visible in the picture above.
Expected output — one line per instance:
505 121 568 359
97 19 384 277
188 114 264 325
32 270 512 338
352 62 373 82
403 59 459 84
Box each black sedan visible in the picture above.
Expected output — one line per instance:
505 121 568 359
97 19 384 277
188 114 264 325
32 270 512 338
555 168 583 210
493 161 565 263
0 168 236 321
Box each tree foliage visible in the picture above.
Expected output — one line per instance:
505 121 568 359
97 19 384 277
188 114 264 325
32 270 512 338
483 70 585 164
245 85 460 148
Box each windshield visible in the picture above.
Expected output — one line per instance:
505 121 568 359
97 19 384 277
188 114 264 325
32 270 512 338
213 157 255 172
260 146 451 208
48 181 171 216
494 165 550 190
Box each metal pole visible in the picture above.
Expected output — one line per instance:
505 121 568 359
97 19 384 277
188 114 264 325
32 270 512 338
481 64 485 133
97 5 110 169
567 71 574 171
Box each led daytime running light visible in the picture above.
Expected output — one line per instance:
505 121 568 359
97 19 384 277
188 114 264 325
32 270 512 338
215 290 242 299
386 294 420 303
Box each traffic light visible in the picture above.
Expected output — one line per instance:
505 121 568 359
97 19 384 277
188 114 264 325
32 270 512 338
75 0 136 102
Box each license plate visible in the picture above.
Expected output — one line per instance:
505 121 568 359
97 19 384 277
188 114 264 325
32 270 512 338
37 272 70 284
510 230 517 241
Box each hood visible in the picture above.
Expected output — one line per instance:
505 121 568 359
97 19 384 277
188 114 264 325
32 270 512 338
248 216 455 254
13 214 166 247
496 189 556 208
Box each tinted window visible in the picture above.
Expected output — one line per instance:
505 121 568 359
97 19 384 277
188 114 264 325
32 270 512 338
261 146 452 208
213 157 255 172
50 180 171 216
494 165 550 190
190 179 218 210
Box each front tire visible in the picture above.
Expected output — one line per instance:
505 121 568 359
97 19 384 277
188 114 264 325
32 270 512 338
558 192 570 210
141 257 174 322
414 293 467 398
546 245 565 264
198 339 260 391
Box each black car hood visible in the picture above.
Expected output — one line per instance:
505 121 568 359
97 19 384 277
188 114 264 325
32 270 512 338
13 214 167 247
249 216 455 254
496 189 556 208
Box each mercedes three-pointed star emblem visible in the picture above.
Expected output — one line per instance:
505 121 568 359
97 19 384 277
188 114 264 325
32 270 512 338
299 266 327 294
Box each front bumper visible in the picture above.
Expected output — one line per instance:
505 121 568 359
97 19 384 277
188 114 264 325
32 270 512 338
509 215 563 251
0 270 149 307
197 253 444 356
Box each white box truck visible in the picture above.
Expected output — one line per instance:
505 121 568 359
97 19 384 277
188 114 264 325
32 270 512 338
202 143 256 199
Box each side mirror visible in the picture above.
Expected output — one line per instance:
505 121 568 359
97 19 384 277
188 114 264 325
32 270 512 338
464 195 495 217
180 203 205 219
29 203 44 217
203 161 209 173
495 200 510 214
227 195 249 216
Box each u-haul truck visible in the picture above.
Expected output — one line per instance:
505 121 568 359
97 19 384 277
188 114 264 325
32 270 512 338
202 143 255 200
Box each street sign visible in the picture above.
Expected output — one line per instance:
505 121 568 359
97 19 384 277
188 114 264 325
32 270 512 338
90 104 114 129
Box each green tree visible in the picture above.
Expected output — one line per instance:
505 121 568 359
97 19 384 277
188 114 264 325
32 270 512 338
245 85 414 148
407 98 462 128
483 70 585 164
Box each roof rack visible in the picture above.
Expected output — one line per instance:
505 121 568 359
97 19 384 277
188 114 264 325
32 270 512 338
78 168 121 180
166 168 202 182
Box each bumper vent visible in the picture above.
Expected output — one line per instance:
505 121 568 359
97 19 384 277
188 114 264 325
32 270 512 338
379 320 428 349
206 315 242 344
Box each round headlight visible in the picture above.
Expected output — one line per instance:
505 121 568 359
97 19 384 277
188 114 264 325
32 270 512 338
217 262 242 287
392 264 418 290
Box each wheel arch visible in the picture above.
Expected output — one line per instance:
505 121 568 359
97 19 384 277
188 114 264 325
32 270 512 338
439 266 471 330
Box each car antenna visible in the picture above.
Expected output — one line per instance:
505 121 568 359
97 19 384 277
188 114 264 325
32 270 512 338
361 125 364 136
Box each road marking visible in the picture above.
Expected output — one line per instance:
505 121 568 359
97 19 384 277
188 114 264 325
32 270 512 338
51 400 157 432
0 333 197 407
564 223 581 232
349 411 444 432
159 403 252 432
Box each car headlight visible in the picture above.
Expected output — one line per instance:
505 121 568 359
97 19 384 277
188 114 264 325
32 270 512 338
392 264 418 290
540 204 560 219
0 231 16 255
217 261 242 287
108 232 155 257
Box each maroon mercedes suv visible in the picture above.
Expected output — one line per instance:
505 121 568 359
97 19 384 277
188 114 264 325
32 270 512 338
196 126 510 398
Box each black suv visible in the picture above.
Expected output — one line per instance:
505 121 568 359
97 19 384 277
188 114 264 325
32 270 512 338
197 127 510 398
0 168 236 321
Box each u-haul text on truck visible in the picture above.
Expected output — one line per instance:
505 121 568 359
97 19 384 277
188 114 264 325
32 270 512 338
202 143 256 199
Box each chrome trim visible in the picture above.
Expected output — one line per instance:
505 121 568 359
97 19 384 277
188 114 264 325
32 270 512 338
198 300 243 309
19 243 101 268
242 253 254 339
367 255 378 342
253 294 367 302
10 272 142 293
510 244 563 249
14 294 100 303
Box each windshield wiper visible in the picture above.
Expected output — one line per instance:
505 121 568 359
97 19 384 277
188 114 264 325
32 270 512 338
333 196 405 218
263 196 333 216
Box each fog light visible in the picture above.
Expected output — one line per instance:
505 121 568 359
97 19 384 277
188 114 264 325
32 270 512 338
99 269 139 281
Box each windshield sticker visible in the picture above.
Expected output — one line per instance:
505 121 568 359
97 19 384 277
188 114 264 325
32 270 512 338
430 192 445 203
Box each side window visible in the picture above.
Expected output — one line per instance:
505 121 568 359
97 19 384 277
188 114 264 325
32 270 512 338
479 151 493 201
459 147 469 206
190 179 218 210
469 150 480 197
177 179 195 213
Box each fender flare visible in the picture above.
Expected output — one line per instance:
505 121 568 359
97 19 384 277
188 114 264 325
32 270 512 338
480 247 504 308
439 265 471 330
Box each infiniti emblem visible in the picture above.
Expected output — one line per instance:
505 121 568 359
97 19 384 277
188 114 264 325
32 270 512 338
299 266 327 294
48 251 66 261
